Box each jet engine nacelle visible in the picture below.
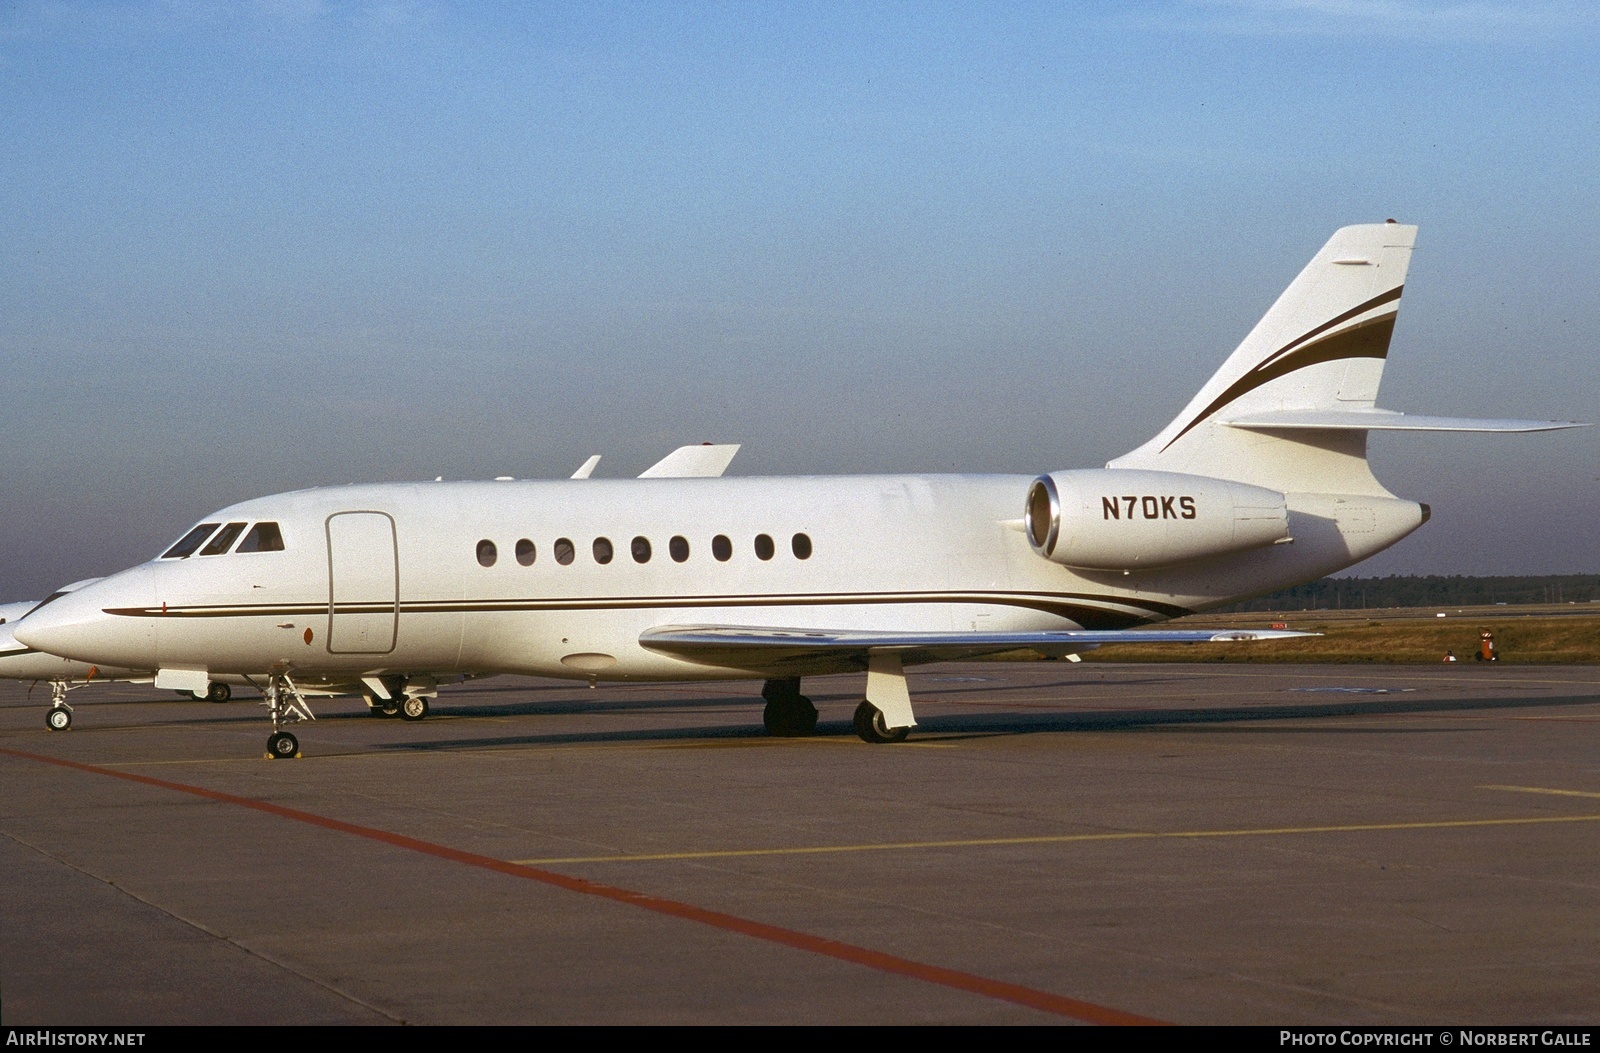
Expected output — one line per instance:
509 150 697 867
1025 469 1289 571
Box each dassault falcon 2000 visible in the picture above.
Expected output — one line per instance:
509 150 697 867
16 222 1583 757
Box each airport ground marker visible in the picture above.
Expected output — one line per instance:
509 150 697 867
1 746 1162 1026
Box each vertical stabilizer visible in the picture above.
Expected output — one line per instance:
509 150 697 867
1111 223 1416 494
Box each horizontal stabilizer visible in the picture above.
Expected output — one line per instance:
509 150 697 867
1222 410 1588 433
641 624 1313 668
638 443 741 479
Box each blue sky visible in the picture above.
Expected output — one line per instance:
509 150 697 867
3 1 1597 598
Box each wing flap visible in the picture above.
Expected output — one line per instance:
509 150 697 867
640 624 1314 670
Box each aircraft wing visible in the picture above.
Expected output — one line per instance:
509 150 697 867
640 624 1313 669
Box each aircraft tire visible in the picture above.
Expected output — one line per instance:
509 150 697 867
794 694 818 736
762 700 794 736
853 701 909 744
46 706 72 731
399 696 429 721
762 695 818 737
205 682 232 703
267 731 299 759
377 700 401 718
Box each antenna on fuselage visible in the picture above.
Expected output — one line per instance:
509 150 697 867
570 455 602 480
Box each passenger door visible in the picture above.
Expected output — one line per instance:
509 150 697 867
326 512 398 654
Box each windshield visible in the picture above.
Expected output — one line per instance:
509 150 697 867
161 523 221 559
199 522 248 556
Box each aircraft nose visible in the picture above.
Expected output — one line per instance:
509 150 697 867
14 568 158 669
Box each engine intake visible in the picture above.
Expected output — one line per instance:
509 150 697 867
1026 469 1289 571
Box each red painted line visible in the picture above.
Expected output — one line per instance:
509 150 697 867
3 746 1163 1025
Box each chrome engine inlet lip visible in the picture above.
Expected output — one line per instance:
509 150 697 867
1026 475 1060 557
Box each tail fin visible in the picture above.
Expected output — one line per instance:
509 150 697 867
1111 222 1417 495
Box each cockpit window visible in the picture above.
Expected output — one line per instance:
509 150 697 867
237 522 285 553
18 591 70 620
162 523 221 559
199 522 248 556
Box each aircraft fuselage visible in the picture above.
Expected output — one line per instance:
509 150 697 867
20 473 1422 683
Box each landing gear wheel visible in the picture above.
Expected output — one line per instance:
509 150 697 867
46 706 72 731
853 700 909 744
205 682 232 703
378 700 401 718
760 679 818 738
399 696 429 721
267 731 299 759
762 695 819 737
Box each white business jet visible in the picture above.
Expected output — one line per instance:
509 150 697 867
1 582 248 729
1 585 158 730
17 223 1583 758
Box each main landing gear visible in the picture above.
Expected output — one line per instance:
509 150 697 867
761 678 817 737
760 652 921 744
854 651 917 745
365 677 436 721
852 700 909 744
263 672 315 759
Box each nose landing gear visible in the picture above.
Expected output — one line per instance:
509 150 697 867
262 672 314 759
42 680 75 731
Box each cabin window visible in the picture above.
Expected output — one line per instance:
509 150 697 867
792 533 813 559
199 522 248 556
162 523 221 560
754 533 775 561
631 536 652 563
477 539 498 567
593 538 614 564
237 522 285 553
712 534 732 562
516 539 536 566
669 535 689 562
554 538 575 565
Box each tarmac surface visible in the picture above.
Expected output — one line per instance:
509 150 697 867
3 662 1598 1025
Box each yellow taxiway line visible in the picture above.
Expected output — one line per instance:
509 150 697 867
515 811 1600 866
1480 784 1600 800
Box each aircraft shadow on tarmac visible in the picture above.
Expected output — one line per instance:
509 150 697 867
15 685 1594 746
368 691 1600 753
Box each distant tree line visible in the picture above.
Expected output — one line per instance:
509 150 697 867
1219 575 1600 612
